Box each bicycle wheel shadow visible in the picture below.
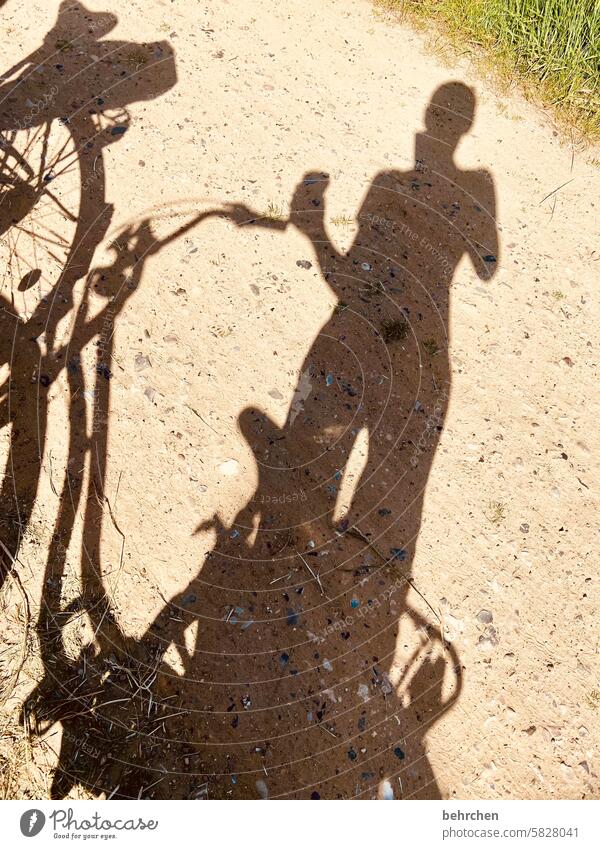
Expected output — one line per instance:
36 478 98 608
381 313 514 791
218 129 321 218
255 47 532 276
32 81 499 799
0 0 176 587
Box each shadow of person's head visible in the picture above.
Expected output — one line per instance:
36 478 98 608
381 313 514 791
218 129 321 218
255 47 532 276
238 405 285 464
1 2 177 135
50 1 118 39
424 81 476 146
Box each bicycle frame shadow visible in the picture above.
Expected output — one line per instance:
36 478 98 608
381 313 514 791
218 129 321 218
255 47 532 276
0 0 182 797
0 0 176 589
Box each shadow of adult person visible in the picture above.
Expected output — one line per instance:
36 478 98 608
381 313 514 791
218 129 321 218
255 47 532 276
39 81 498 800
0 1 176 587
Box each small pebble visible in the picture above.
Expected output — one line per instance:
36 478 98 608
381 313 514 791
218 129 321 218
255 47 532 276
380 779 394 799
219 458 240 476
256 779 268 799
134 354 151 372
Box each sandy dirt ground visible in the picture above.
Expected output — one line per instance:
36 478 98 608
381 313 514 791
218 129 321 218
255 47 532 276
0 0 598 800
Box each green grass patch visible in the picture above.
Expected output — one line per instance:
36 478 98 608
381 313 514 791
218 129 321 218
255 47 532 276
376 0 600 139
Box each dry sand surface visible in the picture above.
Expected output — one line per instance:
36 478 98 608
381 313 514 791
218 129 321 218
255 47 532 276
0 0 598 800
